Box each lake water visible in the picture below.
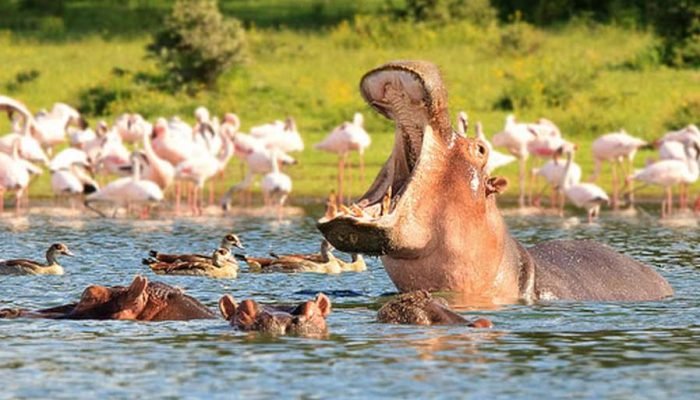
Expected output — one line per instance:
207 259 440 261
1 207 699 399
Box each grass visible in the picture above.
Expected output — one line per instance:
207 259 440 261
1 8 699 207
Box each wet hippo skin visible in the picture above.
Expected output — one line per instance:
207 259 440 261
318 60 673 303
0 275 216 321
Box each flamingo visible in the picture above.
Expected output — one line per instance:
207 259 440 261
141 128 175 191
220 146 296 209
50 162 99 208
85 152 164 218
251 116 304 153
492 114 537 207
175 134 234 215
0 138 31 213
0 97 49 164
32 102 86 153
533 151 582 209
193 106 223 156
630 142 700 218
590 130 647 209
115 113 152 144
656 125 700 209
315 112 371 205
261 150 292 218
559 143 609 222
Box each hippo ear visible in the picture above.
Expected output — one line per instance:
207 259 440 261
125 275 148 303
218 294 237 321
486 176 508 196
238 299 259 326
315 293 332 317
80 285 111 304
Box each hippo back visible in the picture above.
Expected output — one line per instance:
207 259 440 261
529 240 673 301
144 282 216 321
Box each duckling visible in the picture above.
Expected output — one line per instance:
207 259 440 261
0 243 74 275
148 233 243 264
145 248 238 278
238 240 342 274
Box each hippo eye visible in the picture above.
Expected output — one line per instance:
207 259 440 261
477 143 487 156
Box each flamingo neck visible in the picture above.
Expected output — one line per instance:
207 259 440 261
559 151 574 191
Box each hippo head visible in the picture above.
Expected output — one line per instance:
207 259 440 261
377 290 493 327
317 61 510 293
219 293 331 336
65 275 215 321
67 275 149 320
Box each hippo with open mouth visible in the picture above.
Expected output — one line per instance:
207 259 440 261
0 275 216 320
317 60 673 304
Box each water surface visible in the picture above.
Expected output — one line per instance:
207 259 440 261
1 208 698 399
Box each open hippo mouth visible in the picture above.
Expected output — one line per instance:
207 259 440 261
317 61 456 256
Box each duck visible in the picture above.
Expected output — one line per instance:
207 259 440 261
337 253 367 272
0 243 74 275
145 248 238 279
148 233 243 264
237 240 343 274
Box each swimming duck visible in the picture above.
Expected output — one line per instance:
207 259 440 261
148 233 243 264
237 240 342 274
338 253 367 272
145 248 238 278
0 243 74 275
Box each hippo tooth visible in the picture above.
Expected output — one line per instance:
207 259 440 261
350 204 364 218
381 185 393 217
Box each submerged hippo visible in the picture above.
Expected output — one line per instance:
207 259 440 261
378 291 492 327
218 293 331 336
318 60 673 303
0 275 216 321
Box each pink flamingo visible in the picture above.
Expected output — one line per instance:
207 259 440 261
315 112 371 205
558 143 609 222
590 129 647 209
630 142 700 218
492 114 536 207
85 152 164 218
0 138 31 213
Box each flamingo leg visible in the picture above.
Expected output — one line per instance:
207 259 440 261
0 189 4 214
518 157 526 208
338 154 346 207
611 162 619 210
347 156 353 203
175 181 181 214
680 183 688 210
527 160 536 206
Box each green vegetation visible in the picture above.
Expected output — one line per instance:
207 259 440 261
0 1 699 205
147 0 247 89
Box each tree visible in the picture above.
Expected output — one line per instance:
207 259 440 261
147 0 247 90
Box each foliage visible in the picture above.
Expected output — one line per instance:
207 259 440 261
146 0 247 90
650 0 700 67
664 95 700 130
392 0 497 25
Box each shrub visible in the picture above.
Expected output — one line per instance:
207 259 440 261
147 0 247 90
664 95 700 130
395 0 497 25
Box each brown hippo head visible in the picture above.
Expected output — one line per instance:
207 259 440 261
218 293 331 336
377 290 493 327
318 61 512 296
64 275 216 321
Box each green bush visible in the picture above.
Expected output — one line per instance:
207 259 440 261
649 1 700 67
147 0 247 90
394 0 497 25
664 95 700 130
498 16 542 55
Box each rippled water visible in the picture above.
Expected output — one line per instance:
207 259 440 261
1 207 699 399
